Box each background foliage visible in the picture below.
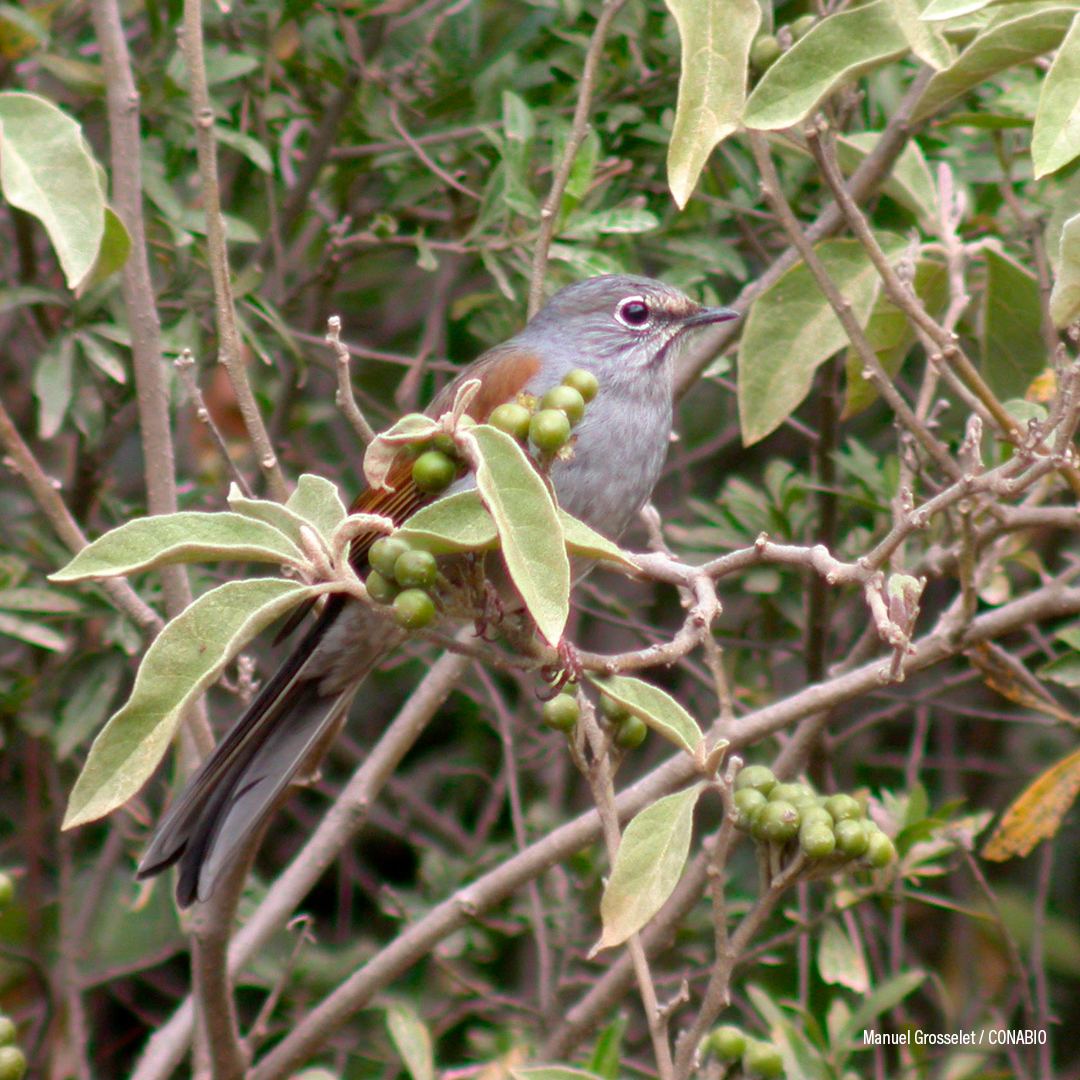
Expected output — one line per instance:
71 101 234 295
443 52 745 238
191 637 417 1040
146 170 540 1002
2 0 1080 1078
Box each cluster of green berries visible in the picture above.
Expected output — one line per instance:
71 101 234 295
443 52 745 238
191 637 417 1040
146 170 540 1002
366 535 440 631
703 1025 784 1078
0 876 25 1080
541 691 648 750
749 14 816 71
733 766 897 868
488 368 599 455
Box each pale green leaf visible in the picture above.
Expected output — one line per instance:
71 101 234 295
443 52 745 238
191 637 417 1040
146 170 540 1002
74 206 131 297
34 335 74 438
559 511 638 570
595 786 703 951
1033 13 1080 177
512 1069 605 1080
385 1001 434 1080
0 587 80 613
665 0 760 208
0 91 105 289
817 918 871 992
1050 211 1080 326
77 330 126 383
981 245 1046 400
398 489 498 553
63 578 313 828
836 132 938 224
50 512 307 582
589 673 703 754
836 970 926 1049
214 124 272 173
890 0 957 68
913 5 1079 123
285 474 348 544
472 425 570 645
0 611 67 652
562 206 661 239
743 2 909 131
920 0 994 19
739 236 906 445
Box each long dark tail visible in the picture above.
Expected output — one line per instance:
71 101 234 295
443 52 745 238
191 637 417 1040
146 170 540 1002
137 597 387 907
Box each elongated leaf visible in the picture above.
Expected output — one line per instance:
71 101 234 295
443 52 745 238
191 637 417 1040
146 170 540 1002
471 425 569 646
589 673 703 754
512 1069 606 1080
385 1001 434 1080
739 236 906 445
665 0 760 208
286 474 348 543
743 1 909 131
920 0 994 19
913 5 1079 123
63 578 313 827
34 335 74 439
0 587 80 613
559 511 638 571
836 969 926 1049
0 611 67 652
1033 13 1080 177
890 0 957 68
397 489 497 553
75 206 131 297
981 245 1046 400
595 785 702 951
50 512 307 582
0 91 104 289
1050 211 1080 326
836 133 938 224
818 918 871 991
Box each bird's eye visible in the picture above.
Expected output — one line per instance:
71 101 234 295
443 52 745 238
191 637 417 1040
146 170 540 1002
615 297 651 328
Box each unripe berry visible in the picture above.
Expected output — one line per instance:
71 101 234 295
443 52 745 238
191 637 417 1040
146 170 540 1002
393 589 436 630
865 829 897 868
412 449 457 493
598 694 631 723
488 402 533 440
708 1025 747 1060
365 570 398 604
751 800 800 844
834 818 870 857
393 548 438 589
529 408 572 452
0 875 12 908
369 536 411 578
825 794 862 823
613 714 648 750
734 765 777 796
750 34 781 71
542 694 580 731
0 1047 25 1080
769 782 816 808
743 1039 784 1078
799 820 836 859
734 787 767 829
790 13 816 38
541 384 586 425
562 368 599 402
0 1020 15 1047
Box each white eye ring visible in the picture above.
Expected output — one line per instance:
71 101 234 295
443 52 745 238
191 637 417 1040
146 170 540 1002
615 296 652 329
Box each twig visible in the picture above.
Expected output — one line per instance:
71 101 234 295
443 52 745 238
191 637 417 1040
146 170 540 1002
527 0 630 317
389 98 482 202
326 317 376 443
180 0 288 502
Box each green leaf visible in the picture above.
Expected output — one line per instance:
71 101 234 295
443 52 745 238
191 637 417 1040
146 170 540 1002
913 5 1080 123
595 785 702 951
817 918 871 992
981 245 1046 400
743 2 909 131
54 659 123 760
0 611 67 652
0 91 105 289
559 511 638 570
63 578 313 828
586 1016 627 1080
835 132 938 224
471 425 570 646
836 970 926 1050
77 330 126 384
920 0 994 19
398 489 498 553
286 474 348 544
562 206 661 239
890 0 957 68
1050 211 1080 326
385 1001 434 1080
1033 13 1080 176
75 206 131 296
34 334 74 439
214 124 272 173
512 1069 606 1080
589 673 703 755
50 512 307 582
739 236 906 445
0 587 80 613
664 0 760 208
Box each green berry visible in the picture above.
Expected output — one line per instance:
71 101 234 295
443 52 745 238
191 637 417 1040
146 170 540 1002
0 1047 25 1080
734 787 767 829
488 402 533 440
799 805 834 829
562 368 599 402
432 431 457 455
864 829 897 868
598 694 631 723
834 818 870 857
743 1039 784 1078
542 694 580 731
708 1025 747 1060
393 548 437 589
0 875 13 908
365 569 399 604
769 782 816 808
541 384 586 425
613 714 648 749
393 588 436 630
734 765 777 796
749 34 782 71
412 449 457 493
799 820 836 859
529 408 572 452
825 794 862 823
751 800 800 844
369 536 411 578
790 13 816 39
0 1020 15 1047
